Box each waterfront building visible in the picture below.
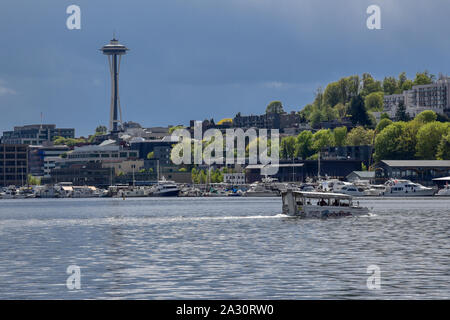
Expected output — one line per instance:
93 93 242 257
28 144 70 177
383 76 450 118
321 145 373 167
232 112 282 129
130 136 177 166
1 124 75 145
374 160 450 186
102 159 144 176
223 173 246 185
0 144 28 187
63 140 138 163
346 171 376 183
43 156 63 178
44 162 113 187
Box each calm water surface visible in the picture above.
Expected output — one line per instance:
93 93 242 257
0 197 448 299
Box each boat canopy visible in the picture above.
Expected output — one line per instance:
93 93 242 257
282 190 353 200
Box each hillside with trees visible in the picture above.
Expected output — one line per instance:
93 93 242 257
298 71 436 128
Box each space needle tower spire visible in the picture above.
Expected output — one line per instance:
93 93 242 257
100 36 129 134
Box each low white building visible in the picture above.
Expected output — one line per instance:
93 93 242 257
223 173 246 185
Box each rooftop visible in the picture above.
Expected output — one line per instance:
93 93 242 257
347 171 375 178
381 160 450 168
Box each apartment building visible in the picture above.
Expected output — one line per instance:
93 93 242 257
1 124 75 145
0 144 28 187
384 76 450 118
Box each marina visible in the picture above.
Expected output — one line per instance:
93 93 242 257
0 177 445 200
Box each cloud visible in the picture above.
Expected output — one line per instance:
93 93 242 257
0 80 16 96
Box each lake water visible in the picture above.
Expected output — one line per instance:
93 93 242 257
0 197 448 299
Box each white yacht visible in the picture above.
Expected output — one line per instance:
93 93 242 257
150 179 180 197
383 179 435 197
319 179 351 192
436 184 450 196
243 177 281 197
339 184 367 196
363 185 386 196
72 186 103 198
281 190 370 218
0 189 16 199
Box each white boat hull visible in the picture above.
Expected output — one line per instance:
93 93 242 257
243 191 279 197
381 190 435 197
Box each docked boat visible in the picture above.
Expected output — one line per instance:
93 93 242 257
72 186 103 198
319 179 351 192
436 184 450 196
243 177 281 197
281 190 370 218
243 183 280 197
151 179 180 197
363 184 386 196
382 179 435 197
339 184 367 196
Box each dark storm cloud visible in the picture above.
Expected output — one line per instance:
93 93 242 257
0 0 449 135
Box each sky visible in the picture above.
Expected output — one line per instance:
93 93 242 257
0 0 449 137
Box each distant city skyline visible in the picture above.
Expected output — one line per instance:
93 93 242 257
1 0 450 137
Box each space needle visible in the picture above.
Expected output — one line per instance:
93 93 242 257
100 37 129 135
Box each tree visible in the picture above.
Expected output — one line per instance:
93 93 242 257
334 103 347 120
345 127 374 146
295 131 314 159
365 91 384 111
323 82 341 107
380 113 390 121
401 80 413 91
374 122 416 161
198 170 207 184
27 174 41 186
416 122 449 159
95 125 107 134
414 110 437 124
191 167 198 184
280 136 296 159
383 77 398 95
414 71 434 86
53 136 87 147
348 94 371 126
394 100 410 122
361 73 382 97
333 127 347 147
321 105 338 122
436 133 450 160
309 108 323 128
299 104 314 120
375 118 393 133
398 72 408 89
266 101 284 114
312 129 334 152
337 76 359 104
